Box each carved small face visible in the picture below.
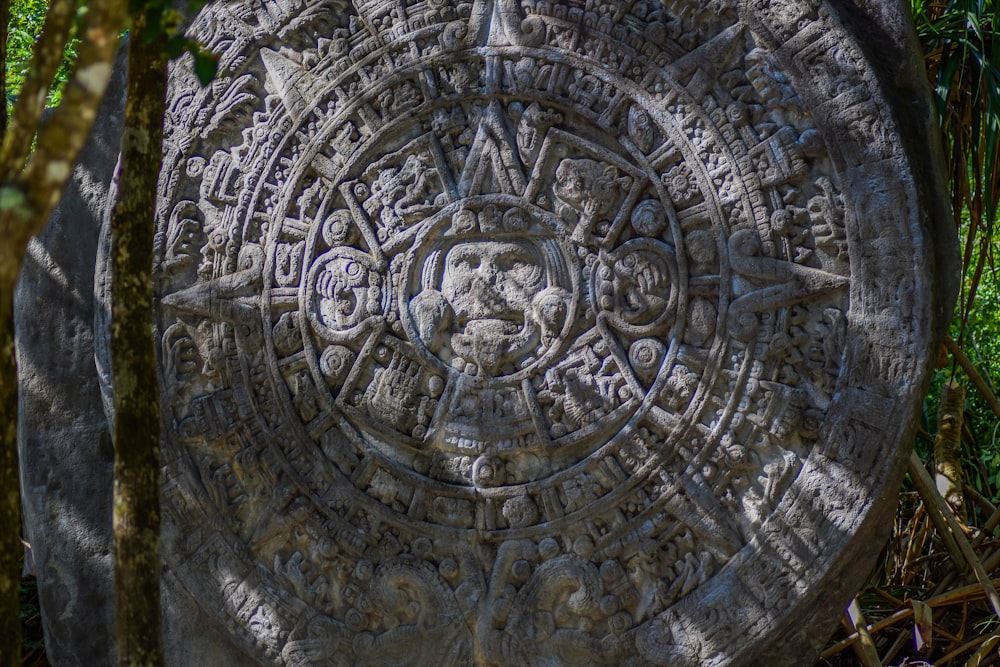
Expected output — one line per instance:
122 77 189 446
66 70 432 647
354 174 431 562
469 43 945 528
441 241 544 326
169 218 202 260
553 158 628 222
595 242 676 331
553 159 590 208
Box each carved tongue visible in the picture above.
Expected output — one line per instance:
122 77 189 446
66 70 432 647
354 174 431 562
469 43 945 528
452 320 534 375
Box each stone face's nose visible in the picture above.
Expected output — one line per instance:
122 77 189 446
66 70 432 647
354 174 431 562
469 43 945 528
442 240 544 324
468 268 510 318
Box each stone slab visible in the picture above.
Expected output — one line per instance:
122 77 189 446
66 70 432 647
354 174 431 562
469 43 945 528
18 1 956 665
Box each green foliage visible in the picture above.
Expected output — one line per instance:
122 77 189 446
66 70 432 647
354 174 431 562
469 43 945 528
134 0 218 84
910 0 1000 337
6 0 218 120
909 0 1000 509
5 0 80 116
18 576 42 653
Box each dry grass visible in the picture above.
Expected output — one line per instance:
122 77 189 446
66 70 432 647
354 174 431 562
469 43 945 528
816 473 1000 666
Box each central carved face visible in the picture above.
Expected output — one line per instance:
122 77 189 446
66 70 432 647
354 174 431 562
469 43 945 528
442 240 544 325
440 239 546 375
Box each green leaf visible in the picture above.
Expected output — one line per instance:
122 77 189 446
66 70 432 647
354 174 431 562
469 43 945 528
165 34 186 59
161 8 184 34
0 187 28 215
193 52 219 85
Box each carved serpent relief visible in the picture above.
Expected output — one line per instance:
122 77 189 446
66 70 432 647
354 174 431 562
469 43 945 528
119 0 932 664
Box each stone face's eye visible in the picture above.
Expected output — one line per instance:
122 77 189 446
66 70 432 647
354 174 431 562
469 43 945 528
448 247 482 273
496 252 523 271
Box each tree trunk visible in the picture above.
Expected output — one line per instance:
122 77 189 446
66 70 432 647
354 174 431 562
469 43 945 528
934 379 967 523
109 7 168 666
0 286 20 667
0 1 126 664
0 1 18 662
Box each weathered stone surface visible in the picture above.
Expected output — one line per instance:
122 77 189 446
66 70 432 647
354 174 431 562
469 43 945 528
15 48 126 667
17 47 251 667
20 0 954 665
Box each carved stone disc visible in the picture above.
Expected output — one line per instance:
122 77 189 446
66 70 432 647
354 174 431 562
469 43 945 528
136 0 940 664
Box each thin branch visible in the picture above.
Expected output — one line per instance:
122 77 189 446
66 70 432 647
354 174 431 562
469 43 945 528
908 452 968 569
935 632 1000 666
842 598 883 667
0 294 19 667
0 1 126 661
0 0 78 179
0 0 126 263
1 0 9 141
908 452 1000 621
821 581 1000 658
944 336 1000 421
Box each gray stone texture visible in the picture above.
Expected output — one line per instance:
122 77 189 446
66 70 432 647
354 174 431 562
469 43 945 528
15 47 126 667
17 1 957 666
16 47 249 667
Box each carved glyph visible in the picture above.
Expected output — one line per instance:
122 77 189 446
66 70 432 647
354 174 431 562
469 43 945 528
114 0 938 664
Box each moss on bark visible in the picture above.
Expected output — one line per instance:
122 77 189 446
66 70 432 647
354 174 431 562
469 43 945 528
108 7 168 666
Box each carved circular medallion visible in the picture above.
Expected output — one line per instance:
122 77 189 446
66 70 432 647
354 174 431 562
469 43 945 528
130 0 940 664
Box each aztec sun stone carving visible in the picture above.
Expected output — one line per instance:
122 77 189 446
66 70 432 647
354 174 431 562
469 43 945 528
129 0 936 664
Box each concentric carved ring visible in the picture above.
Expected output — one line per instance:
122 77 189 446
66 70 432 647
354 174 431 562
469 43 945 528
126 1 942 665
